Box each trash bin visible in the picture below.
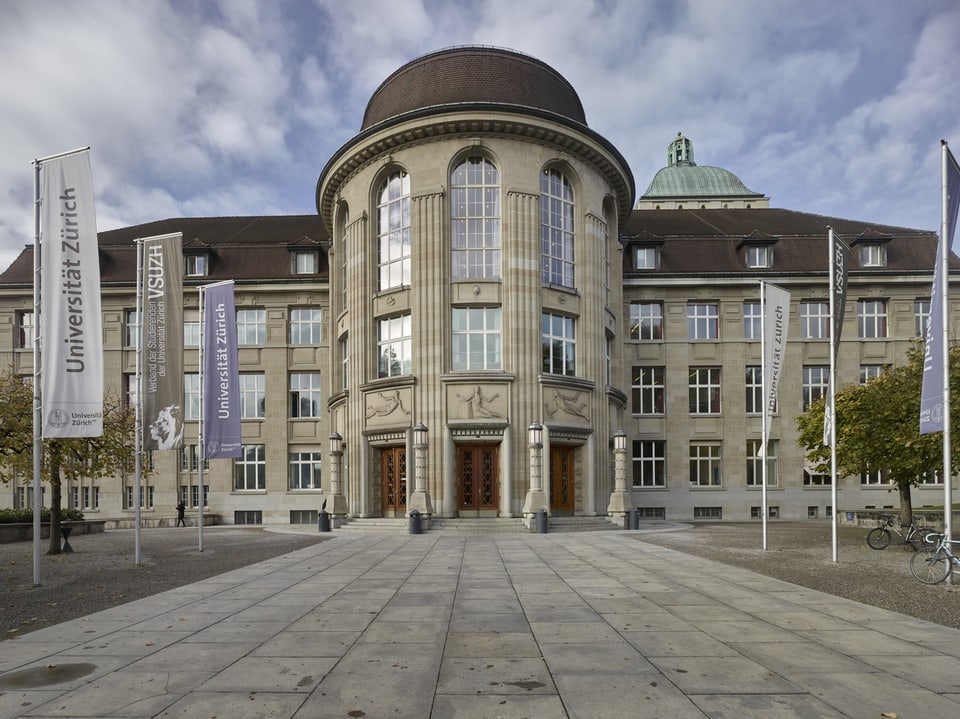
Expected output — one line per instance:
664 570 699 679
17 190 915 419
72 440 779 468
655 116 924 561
628 507 639 530
536 508 549 534
318 510 331 532
409 509 422 534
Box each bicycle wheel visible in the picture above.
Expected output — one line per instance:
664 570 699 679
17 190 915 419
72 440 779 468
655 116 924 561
916 527 937 549
910 547 951 584
867 527 891 550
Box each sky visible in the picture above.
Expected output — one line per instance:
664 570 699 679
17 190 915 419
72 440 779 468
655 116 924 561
1 0 958 271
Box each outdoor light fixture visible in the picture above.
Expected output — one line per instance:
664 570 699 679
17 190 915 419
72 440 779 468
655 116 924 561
613 429 627 452
528 422 543 447
413 423 428 448
329 431 343 455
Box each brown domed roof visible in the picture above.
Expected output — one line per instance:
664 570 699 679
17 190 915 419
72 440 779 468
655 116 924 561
361 46 587 130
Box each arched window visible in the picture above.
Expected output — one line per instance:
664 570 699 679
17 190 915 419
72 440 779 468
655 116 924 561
377 171 410 290
451 157 500 279
541 168 574 287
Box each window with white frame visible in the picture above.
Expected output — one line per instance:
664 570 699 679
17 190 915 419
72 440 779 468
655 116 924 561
743 302 762 339
632 440 666 487
861 469 890 485
239 373 265 419
746 439 778 486
857 299 887 338
915 299 931 337
541 312 576 376
451 157 500 279
236 308 266 345
687 303 719 339
540 168 575 288
689 367 721 414
289 451 322 490
185 254 208 277
125 485 154 509
179 444 209 472
800 302 830 339
452 307 502 371
123 309 139 348
629 302 664 340
292 250 318 275
745 245 772 268
14 310 34 350
377 170 411 290
631 366 665 415
340 336 348 390
234 444 266 490
125 374 139 410
290 373 321 418
802 366 829 410
378 314 412 378
918 469 943 485
693 506 722 519
633 246 659 269
690 443 722 486
290 308 322 345
803 470 832 486
183 308 200 347
184 373 200 420
860 365 884 384
859 243 887 267
745 366 763 415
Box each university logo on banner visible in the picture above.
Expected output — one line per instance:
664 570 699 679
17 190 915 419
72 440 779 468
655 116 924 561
203 281 241 458
141 233 184 451
762 283 791 444
40 150 103 438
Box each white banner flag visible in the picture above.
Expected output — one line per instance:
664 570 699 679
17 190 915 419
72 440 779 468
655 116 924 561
40 150 103 437
763 283 791 443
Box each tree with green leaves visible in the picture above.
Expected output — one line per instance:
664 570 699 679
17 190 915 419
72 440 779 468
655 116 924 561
0 367 138 554
797 342 960 525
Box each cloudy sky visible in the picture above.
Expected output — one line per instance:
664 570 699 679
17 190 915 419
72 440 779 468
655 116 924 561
1 0 958 271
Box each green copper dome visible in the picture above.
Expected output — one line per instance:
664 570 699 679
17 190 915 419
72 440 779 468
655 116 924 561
642 133 763 200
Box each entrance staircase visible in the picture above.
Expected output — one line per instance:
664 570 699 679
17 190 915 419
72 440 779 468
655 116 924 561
335 515 623 534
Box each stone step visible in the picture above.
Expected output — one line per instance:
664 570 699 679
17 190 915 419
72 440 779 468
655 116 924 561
335 515 623 534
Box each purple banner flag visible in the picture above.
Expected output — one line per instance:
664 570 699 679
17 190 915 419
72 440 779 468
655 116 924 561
203 281 241 458
40 150 103 437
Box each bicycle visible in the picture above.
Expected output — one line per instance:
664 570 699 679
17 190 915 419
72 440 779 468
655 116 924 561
909 532 960 584
866 515 935 551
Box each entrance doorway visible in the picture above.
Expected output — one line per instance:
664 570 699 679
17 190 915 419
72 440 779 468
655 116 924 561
380 446 407 516
457 444 499 515
549 445 575 514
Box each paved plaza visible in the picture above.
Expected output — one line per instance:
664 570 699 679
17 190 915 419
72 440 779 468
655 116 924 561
1 529 959 718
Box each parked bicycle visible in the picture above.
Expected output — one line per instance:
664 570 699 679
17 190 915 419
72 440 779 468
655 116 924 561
909 532 960 584
866 515 935 551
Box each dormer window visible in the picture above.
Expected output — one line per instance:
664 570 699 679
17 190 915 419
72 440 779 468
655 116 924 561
185 253 208 277
633 246 660 270
292 250 318 275
745 245 772 268
859 243 887 268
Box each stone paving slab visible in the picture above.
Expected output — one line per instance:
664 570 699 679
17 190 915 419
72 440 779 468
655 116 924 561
2 531 960 718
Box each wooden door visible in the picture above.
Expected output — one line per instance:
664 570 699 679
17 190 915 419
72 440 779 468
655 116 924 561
380 446 407 515
457 445 499 513
549 445 575 514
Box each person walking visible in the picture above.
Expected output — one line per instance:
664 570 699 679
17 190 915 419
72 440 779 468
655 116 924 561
176 500 186 527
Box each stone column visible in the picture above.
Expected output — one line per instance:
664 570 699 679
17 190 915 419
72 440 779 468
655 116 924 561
522 422 548 527
606 429 632 527
326 432 348 528
408 423 434 523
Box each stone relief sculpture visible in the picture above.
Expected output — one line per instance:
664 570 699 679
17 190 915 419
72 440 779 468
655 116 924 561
546 389 589 421
365 390 411 419
456 385 503 419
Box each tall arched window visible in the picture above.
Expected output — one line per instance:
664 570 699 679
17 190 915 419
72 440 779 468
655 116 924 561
377 171 410 290
541 168 574 287
451 157 500 279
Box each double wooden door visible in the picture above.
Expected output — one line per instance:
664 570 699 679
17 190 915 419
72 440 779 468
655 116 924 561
549 445 575 514
381 446 407 515
457 444 499 513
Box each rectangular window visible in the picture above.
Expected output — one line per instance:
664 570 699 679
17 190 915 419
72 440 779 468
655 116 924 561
745 366 763 414
633 246 659 269
290 373 322 418
290 510 318 525
292 251 318 275
378 314 412 378
542 312 576 376
123 309 139 348
451 157 501 280
693 506 722 519
184 373 200 420
857 299 887 338
861 469 890 486
860 365 884 384
631 366 665 415
14 310 34 350
125 373 139 410
179 444 209 472
799 302 830 339
290 308 322 345
235 510 262 524
234 444 266 490
240 373 266 419
452 307 502 370
808 506 819 519
745 246 772 268
688 367 721 414
185 254 208 277
689 443 722 486
632 440 666 487
802 366 829 410
188 484 209 508
746 439 778 486
859 243 887 267
687 303 719 339
183 309 200 347
124 485 154 509
743 302 762 339
236 308 266 345
289 451 322 490
629 302 664 340
638 507 666 519
915 299 931 337
340 336 349 390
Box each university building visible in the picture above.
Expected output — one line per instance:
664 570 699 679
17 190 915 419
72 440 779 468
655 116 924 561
1 47 955 527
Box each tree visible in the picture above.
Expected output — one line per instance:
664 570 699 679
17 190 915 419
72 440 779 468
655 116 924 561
0 367 138 553
797 343 960 524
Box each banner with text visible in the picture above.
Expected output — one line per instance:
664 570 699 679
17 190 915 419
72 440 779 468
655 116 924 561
763 283 791 444
141 233 184 451
40 150 104 437
203 281 241 458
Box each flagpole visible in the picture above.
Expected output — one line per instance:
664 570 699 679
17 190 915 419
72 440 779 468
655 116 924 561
942 141 953 541
134 238 144 565
31 157 42 587
198 285 205 553
827 228 839 562
760 280 768 550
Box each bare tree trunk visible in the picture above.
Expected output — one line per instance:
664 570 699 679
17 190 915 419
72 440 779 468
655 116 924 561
47 452 62 555
898 481 914 526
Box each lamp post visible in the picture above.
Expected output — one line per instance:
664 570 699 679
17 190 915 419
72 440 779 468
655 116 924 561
522 422 548 529
408 422 433 523
326 431 348 527
606 429 633 527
